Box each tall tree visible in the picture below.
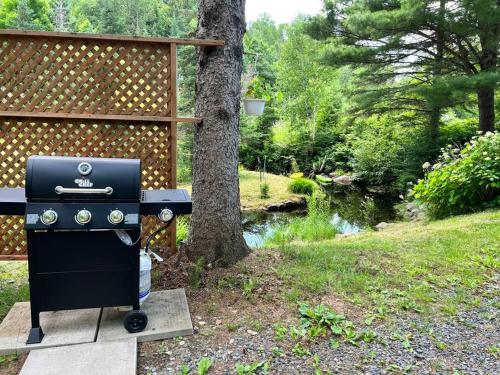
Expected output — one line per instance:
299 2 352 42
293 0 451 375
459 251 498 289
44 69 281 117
307 0 499 134
51 0 69 31
0 0 52 29
184 0 249 266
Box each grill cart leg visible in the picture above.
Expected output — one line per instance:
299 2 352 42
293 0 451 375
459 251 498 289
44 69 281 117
26 238 44 345
26 308 44 344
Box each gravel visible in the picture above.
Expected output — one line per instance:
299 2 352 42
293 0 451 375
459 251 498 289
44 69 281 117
138 285 499 375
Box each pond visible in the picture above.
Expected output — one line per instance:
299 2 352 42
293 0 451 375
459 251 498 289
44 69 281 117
243 188 400 248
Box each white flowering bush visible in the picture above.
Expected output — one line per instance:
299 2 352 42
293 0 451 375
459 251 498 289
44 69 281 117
412 131 500 218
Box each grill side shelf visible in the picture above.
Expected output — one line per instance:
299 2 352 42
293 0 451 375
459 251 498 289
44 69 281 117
140 189 192 216
0 188 26 215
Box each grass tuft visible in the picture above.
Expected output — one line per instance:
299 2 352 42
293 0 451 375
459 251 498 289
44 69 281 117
288 177 317 196
265 194 337 246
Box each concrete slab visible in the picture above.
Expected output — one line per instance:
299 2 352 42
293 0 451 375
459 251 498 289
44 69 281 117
97 289 193 342
19 338 137 375
0 302 100 355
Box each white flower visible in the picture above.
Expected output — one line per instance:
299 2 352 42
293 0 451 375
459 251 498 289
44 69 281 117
422 162 431 170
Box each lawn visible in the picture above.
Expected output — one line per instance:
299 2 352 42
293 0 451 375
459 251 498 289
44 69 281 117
1 210 499 373
273 209 500 316
180 169 304 211
0 261 28 321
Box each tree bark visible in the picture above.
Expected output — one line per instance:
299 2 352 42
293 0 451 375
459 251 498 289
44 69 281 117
477 47 496 133
477 87 495 133
476 2 498 133
184 0 249 266
428 0 446 145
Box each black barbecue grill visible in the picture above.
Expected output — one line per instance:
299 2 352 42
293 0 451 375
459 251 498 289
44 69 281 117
0 155 192 344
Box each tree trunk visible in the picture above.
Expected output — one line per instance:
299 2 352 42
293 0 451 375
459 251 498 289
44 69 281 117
477 47 496 133
476 6 497 133
184 0 249 266
428 0 446 145
477 87 495 133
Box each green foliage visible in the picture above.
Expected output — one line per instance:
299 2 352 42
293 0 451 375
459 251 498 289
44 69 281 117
307 0 499 132
291 342 311 357
315 175 333 185
245 76 271 101
242 278 257 299
349 113 431 188
412 132 500 218
176 216 189 245
265 194 336 246
177 364 190 375
259 182 270 199
235 360 269 375
288 178 316 196
0 354 20 368
196 357 212 375
487 344 500 359
0 265 29 321
273 323 288 341
188 257 205 289
225 322 240 332
0 0 52 29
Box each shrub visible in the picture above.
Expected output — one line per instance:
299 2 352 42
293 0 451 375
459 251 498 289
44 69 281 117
412 131 500 218
288 178 317 195
349 114 429 188
260 182 270 199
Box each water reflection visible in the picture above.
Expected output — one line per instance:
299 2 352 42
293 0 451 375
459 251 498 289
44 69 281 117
243 189 399 248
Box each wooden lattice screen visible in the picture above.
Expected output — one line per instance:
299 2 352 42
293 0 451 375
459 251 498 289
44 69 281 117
0 30 222 260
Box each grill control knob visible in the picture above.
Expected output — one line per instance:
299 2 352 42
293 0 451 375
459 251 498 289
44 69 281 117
158 208 174 223
108 210 124 225
75 209 92 225
40 210 58 226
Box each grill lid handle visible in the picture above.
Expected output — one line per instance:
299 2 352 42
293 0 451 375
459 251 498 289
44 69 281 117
54 186 114 195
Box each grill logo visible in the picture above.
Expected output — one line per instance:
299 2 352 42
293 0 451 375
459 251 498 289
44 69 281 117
74 178 94 188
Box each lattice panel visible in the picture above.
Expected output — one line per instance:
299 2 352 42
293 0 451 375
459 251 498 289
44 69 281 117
0 36 172 116
0 118 174 257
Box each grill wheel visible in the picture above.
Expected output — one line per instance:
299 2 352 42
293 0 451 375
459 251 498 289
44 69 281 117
123 310 148 333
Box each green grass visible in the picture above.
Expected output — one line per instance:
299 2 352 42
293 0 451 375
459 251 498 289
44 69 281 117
288 177 317 196
0 262 29 320
265 194 337 245
180 169 304 210
272 210 500 315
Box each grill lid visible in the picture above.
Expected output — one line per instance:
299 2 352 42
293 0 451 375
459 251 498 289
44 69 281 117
26 156 141 201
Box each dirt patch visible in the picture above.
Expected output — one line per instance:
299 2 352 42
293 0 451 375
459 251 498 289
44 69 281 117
0 353 27 375
139 249 368 374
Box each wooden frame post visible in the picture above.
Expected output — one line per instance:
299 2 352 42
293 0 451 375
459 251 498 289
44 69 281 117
170 42 178 254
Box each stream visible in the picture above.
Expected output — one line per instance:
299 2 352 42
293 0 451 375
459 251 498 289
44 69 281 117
243 188 400 248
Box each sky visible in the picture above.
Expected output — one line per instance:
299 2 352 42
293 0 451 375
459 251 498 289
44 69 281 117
246 0 324 24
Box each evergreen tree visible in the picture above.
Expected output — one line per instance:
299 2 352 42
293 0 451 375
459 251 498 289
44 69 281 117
50 0 70 31
307 0 499 134
14 0 36 28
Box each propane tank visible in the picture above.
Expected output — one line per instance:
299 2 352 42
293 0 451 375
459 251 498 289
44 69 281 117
139 250 152 305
